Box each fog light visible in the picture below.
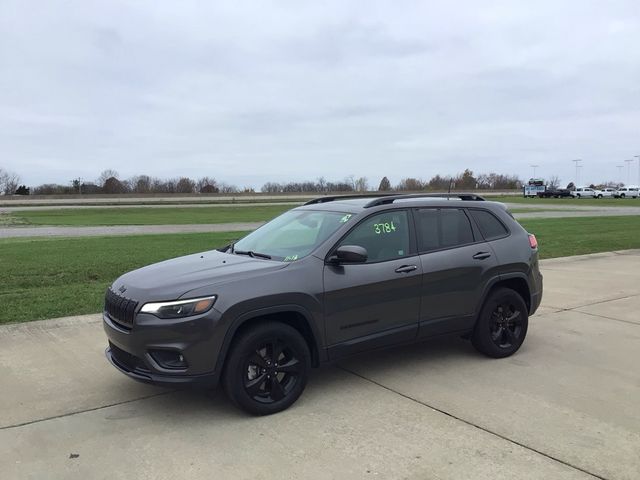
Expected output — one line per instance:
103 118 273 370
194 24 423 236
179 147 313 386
149 350 188 369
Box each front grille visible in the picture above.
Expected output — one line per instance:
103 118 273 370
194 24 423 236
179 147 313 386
105 288 139 328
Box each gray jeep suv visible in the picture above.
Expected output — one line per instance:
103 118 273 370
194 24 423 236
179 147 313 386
103 194 542 415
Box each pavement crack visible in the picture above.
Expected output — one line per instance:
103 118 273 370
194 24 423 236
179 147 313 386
0 390 175 431
574 310 640 326
338 366 609 480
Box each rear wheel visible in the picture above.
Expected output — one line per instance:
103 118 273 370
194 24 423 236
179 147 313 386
223 322 310 415
472 288 528 358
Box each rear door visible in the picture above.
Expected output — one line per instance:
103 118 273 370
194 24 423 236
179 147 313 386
323 209 422 358
414 207 498 338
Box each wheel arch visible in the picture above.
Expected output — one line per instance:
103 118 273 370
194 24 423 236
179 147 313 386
477 274 532 317
215 305 324 374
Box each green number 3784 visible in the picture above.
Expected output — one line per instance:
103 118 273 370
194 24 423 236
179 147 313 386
373 222 397 234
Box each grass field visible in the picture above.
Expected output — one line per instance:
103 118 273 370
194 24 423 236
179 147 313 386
4 204 294 226
1 215 639 324
518 216 640 259
0 231 247 323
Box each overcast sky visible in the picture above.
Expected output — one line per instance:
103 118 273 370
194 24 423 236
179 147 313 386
1 0 640 189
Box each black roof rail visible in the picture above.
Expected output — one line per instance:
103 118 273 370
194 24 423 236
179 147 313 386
363 193 486 208
303 194 395 205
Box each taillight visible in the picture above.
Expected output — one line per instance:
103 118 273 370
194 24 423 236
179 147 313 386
528 233 538 249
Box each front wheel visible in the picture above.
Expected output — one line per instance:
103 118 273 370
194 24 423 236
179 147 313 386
223 322 310 415
472 288 528 358
597 194 603 199
621 193 626 198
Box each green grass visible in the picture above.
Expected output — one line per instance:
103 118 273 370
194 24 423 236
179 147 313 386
487 196 640 207
0 231 247 324
2 215 640 324
519 216 640 259
9 204 295 226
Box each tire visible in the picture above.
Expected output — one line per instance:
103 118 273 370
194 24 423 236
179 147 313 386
576 194 581 198
472 288 528 358
223 321 310 415
597 194 603 199
621 193 626 198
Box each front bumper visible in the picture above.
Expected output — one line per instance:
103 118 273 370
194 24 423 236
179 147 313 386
105 346 218 388
103 309 224 389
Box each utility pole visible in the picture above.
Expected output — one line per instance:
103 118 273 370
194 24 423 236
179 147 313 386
530 165 539 178
571 159 582 185
624 159 633 185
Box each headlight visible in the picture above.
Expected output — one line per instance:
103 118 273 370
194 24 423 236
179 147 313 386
140 295 217 319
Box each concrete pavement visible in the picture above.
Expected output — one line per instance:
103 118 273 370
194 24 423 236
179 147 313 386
1 251 639 479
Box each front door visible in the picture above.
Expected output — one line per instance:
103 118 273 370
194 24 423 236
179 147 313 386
323 210 422 359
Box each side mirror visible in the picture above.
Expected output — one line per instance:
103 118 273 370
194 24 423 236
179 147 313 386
329 245 368 264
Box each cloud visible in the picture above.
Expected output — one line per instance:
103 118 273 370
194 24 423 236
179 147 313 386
1 0 639 188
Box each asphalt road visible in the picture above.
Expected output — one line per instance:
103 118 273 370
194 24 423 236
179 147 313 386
1 251 639 479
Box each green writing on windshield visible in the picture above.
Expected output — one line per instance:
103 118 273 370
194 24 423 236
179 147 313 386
373 222 397 234
284 254 299 262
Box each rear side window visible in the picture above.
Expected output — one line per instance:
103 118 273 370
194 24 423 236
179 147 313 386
414 208 474 252
469 209 509 240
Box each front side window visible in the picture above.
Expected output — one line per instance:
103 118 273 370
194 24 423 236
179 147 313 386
338 210 410 263
415 208 474 252
233 210 353 261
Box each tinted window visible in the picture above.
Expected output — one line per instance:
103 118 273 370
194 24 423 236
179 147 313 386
469 209 508 240
339 210 410 263
415 208 474 252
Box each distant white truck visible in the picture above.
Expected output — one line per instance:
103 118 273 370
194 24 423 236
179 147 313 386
571 187 597 198
614 187 639 198
595 187 616 198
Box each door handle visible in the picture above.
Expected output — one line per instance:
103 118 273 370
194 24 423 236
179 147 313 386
472 252 492 260
395 265 418 273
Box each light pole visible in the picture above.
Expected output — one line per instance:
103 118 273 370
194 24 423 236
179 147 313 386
617 166 624 184
530 165 539 178
635 155 640 186
571 159 582 185
624 159 633 185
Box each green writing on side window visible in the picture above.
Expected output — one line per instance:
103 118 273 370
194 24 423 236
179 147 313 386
373 222 397 235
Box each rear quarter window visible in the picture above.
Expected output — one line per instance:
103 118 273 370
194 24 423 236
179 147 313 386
468 209 509 241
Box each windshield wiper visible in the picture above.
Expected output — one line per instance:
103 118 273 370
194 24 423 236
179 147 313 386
234 249 272 260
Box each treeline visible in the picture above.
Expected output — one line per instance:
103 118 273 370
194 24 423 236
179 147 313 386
31 170 245 195
1 167 523 196
261 170 522 193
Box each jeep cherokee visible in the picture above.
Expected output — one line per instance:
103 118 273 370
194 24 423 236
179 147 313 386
103 193 543 415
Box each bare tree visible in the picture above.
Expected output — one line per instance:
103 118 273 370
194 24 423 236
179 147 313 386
97 169 119 187
547 175 561 189
0 168 21 195
197 176 219 193
176 177 196 193
354 177 368 192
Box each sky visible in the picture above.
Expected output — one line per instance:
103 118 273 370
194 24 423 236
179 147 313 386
1 0 640 189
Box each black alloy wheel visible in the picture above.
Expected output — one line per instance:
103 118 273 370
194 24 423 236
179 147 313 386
489 302 524 349
472 287 529 358
223 322 310 415
243 338 302 404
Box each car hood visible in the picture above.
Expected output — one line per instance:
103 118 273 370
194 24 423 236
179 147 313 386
111 250 288 301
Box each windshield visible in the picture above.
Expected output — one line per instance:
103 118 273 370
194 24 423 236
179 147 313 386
232 209 353 261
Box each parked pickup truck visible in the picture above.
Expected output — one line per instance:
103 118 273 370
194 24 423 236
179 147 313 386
571 187 597 198
537 188 572 198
